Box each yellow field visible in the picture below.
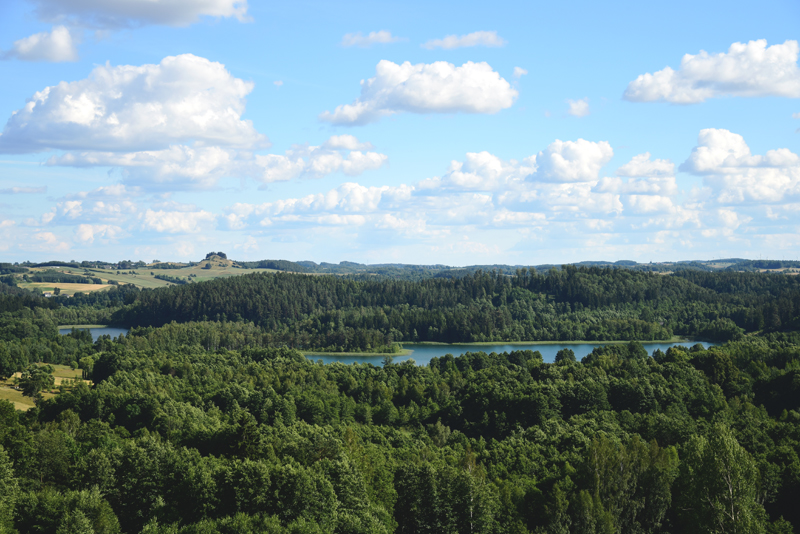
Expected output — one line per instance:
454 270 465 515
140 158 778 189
23 261 281 291
18 281 112 296
1 364 90 411
11 257 293 295
0 387 37 411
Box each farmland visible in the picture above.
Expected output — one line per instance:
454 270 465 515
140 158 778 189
10 255 284 294
0 363 87 411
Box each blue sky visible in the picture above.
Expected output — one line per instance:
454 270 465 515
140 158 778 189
1 0 799 265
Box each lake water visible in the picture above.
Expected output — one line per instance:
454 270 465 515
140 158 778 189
306 341 715 366
59 327 129 342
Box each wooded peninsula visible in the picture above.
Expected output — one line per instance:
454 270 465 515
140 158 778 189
0 258 799 533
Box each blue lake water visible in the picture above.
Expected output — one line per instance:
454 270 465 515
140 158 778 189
306 341 715 366
59 327 129 342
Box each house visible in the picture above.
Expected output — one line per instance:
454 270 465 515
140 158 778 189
43 292 52 298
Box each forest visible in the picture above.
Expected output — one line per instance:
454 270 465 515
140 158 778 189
0 266 798 533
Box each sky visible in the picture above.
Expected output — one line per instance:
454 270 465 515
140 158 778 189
0 0 799 265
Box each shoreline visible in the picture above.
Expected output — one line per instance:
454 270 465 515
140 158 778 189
303 337 702 358
58 324 112 330
400 336 695 347
303 348 413 358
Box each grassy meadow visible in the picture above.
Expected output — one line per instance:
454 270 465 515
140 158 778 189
14 256 284 294
0 363 88 411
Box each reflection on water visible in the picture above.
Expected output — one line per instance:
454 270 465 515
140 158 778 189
59 327 129 342
306 341 714 366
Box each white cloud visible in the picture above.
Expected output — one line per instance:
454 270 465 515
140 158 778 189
224 182 414 230
420 151 535 191
626 195 675 214
595 176 678 196
319 60 517 125
341 30 403 48
566 98 590 117
0 186 47 194
0 54 265 154
680 128 800 203
492 210 546 226
50 145 241 189
0 221 14 251
33 231 70 252
624 40 800 103
535 139 614 182
323 134 373 151
61 200 83 219
28 0 250 29
616 152 674 177
274 80 283 87
513 67 528 79
422 31 506 50
142 209 217 233
3 26 79 62
67 184 136 199
792 112 800 119
252 135 387 184
75 224 122 243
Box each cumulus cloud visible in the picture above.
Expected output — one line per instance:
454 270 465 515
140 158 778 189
566 98 590 117
50 136 387 190
50 146 241 189
252 135 387 184
535 139 614 182
595 176 678 197
624 40 800 103
28 0 250 29
222 138 626 242
419 151 535 191
142 209 217 233
75 224 123 243
513 67 528 79
422 31 506 50
0 221 14 251
680 128 800 203
616 152 675 177
0 54 264 154
33 231 70 252
626 195 675 214
0 54 275 189
341 30 403 48
224 182 414 229
319 60 517 125
0 186 47 194
323 134 373 151
3 26 79 62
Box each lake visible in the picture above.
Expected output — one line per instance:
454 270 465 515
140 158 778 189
305 340 715 366
59 327 129 342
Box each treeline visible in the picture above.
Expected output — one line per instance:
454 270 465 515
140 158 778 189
0 318 798 533
154 274 190 285
236 259 309 272
27 270 103 284
108 267 800 351
0 264 28 275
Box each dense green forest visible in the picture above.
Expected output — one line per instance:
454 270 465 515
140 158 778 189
0 266 799 533
101 267 800 352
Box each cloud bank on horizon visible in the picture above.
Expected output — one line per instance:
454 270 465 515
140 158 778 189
0 0 798 264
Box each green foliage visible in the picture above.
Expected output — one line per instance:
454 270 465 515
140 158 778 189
17 364 55 399
674 424 767 533
0 446 18 534
0 268 798 533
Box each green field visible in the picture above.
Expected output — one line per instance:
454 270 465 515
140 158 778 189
17 261 284 292
0 363 87 411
